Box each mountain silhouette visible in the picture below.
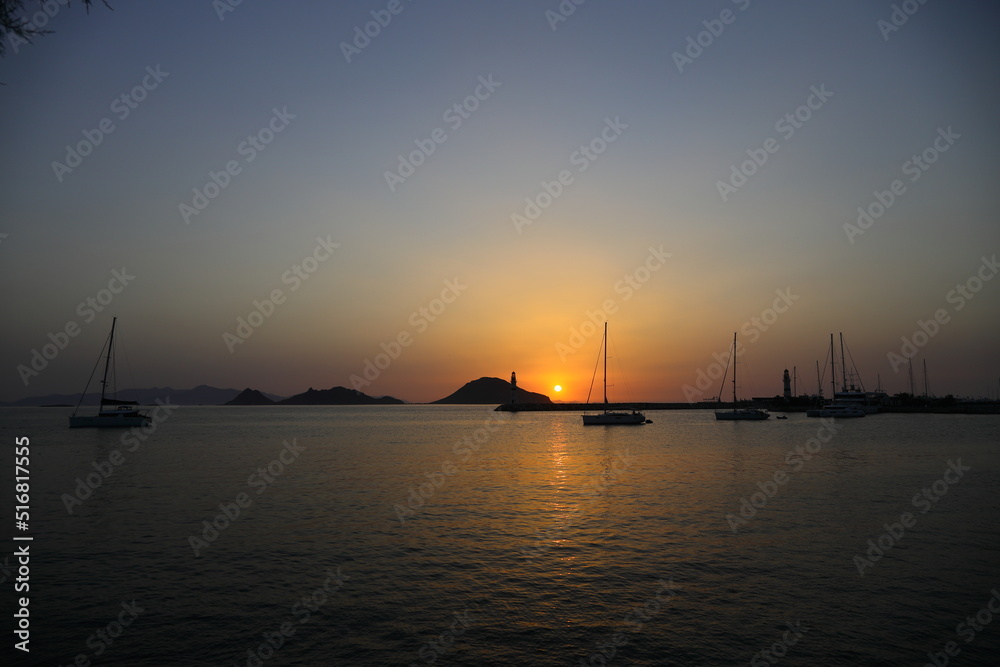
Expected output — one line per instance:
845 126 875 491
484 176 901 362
277 386 404 405
431 377 551 404
225 388 276 405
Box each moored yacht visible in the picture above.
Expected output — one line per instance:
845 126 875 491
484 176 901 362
714 332 769 421
582 322 648 425
805 403 866 418
69 318 151 428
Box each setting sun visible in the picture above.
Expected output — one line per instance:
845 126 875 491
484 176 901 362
553 385 562 392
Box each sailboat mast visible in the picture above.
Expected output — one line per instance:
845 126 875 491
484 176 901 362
99 317 117 406
731 332 737 406
839 332 847 391
603 322 608 405
829 333 837 399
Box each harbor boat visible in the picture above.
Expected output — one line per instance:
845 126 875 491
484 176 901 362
714 332 769 421
806 333 868 419
582 322 647 425
69 318 151 428
831 333 883 413
805 403 866 418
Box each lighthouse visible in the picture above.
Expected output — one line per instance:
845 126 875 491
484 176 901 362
510 371 517 405
783 369 792 400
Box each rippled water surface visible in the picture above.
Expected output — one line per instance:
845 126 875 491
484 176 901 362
3 406 999 665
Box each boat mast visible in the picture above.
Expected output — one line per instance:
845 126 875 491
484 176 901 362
602 322 608 406
829 333 837 399
923 359 929 397
839 332 847 392
731 332 737 407
99 317 117 407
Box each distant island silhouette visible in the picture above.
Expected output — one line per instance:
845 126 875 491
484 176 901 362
8 377 548 407
431 376 551 404
225 388 276 405
275 386 405 405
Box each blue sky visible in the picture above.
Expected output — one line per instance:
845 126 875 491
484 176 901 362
2 0 998 402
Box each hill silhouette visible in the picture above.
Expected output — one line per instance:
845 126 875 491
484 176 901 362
225 388 276 405
277 387 404 405
431 377 551 404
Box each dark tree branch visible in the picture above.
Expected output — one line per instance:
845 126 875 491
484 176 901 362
1 1 110 57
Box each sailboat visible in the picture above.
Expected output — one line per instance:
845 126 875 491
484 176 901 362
806 333 866 418
714 332 769 420
830 332 882 413
582 322 647 425
69 317 152 428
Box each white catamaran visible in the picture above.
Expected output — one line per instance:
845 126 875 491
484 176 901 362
69 318 152 428
582 322 647 425
714 332 769 421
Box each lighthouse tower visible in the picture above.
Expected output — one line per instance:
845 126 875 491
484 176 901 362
783 369 792 400
510 372 517 405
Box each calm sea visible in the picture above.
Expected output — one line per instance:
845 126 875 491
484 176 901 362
1 406 998 666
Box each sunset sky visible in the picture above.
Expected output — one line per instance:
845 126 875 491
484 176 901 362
2 1 998 403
